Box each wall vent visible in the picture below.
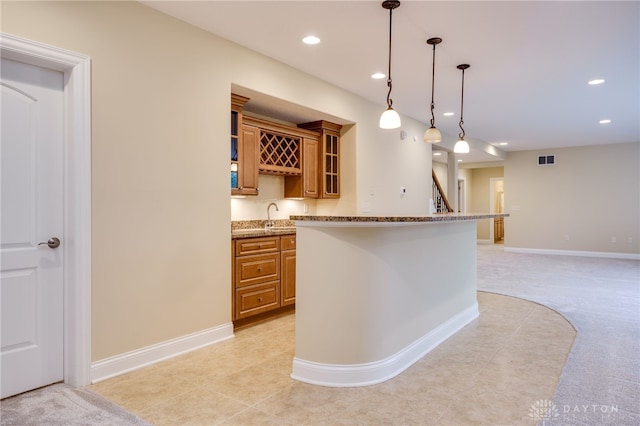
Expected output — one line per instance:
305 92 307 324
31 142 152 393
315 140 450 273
538 155 556 165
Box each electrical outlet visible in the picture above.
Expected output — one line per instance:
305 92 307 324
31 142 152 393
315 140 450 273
611 237 617 243
564 234 570 241
628 237 633 244
400 187 406 197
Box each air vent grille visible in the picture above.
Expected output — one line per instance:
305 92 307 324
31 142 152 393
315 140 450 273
538 155 556 166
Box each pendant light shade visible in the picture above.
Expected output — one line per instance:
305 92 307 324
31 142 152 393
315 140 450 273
453 139 470 153
454 64 470 154
424 126 442 143
380 107 402 129
424 37 442 143
380 0 401 129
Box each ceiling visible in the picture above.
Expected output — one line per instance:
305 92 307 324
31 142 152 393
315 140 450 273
142 1 639 164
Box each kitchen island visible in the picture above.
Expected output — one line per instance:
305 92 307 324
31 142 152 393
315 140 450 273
289 213 508 387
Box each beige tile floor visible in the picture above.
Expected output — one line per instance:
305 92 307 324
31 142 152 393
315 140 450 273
89 292 575 425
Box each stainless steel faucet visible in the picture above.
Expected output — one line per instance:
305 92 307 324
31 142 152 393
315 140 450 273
266 202 279 229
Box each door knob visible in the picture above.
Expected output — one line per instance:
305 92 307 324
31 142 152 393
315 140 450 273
38 237 60 249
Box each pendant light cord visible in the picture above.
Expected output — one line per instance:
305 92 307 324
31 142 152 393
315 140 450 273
429 42 436 127
458 67 466 139
386 7 394 109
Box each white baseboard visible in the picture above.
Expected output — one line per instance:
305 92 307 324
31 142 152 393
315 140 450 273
291 303 479 387
505 246 640 260
90 322 234 383
477 239 492 245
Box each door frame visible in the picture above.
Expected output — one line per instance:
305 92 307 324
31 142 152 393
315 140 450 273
457 179 466 213
1 33 92 387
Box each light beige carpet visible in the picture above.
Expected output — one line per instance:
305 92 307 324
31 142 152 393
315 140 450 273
0 383 150 426
478 245 640 425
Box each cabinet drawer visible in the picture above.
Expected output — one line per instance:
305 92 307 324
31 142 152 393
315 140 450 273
235 236 280 256
235 281 280 319
235 253 280 288
281 235 296 250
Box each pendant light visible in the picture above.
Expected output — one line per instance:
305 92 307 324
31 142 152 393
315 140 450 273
454 64 470 154
379 0 401 129
423 37 442 143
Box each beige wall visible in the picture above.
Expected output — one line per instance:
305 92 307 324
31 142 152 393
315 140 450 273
2 1 433 361
505 142 640 254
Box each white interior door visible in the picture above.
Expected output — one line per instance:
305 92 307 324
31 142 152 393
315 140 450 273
1 58 64 398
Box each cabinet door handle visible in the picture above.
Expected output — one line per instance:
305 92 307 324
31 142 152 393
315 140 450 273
258 297 263 302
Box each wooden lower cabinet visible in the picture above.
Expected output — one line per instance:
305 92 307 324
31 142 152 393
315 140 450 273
235 281 280 320
281 235 296 306
232 234 295 325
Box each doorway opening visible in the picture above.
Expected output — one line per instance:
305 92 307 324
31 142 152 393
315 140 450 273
489 178 505 243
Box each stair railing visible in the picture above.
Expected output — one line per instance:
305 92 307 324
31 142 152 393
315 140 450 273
432 170 453 213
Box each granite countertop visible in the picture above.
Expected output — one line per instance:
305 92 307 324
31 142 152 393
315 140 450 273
231 227 297 239
231 219 296 239
231 214 509 238
290 213 509 224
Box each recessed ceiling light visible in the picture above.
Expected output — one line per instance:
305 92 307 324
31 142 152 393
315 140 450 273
457 159 463 162
498 142 508 146
433 152 442 156
599 119 611 124
588 79 605 85
302 35 320 45
371 72 385 80
443 112 455 117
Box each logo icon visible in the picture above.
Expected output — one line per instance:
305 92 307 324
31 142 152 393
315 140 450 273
529 399 559 424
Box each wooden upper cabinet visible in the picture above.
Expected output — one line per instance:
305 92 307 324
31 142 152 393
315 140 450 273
298 121 342 198
302 138 319 197
231 94 342 199
231 94 258 196
244 115 309 176
322 130 340 198
237 124 259 195
284 137 319 198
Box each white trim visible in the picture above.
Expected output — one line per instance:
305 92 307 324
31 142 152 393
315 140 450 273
477 239 492 245
291 303 478 387
1 33 92 387
505 246 640 260
90 324 235 383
